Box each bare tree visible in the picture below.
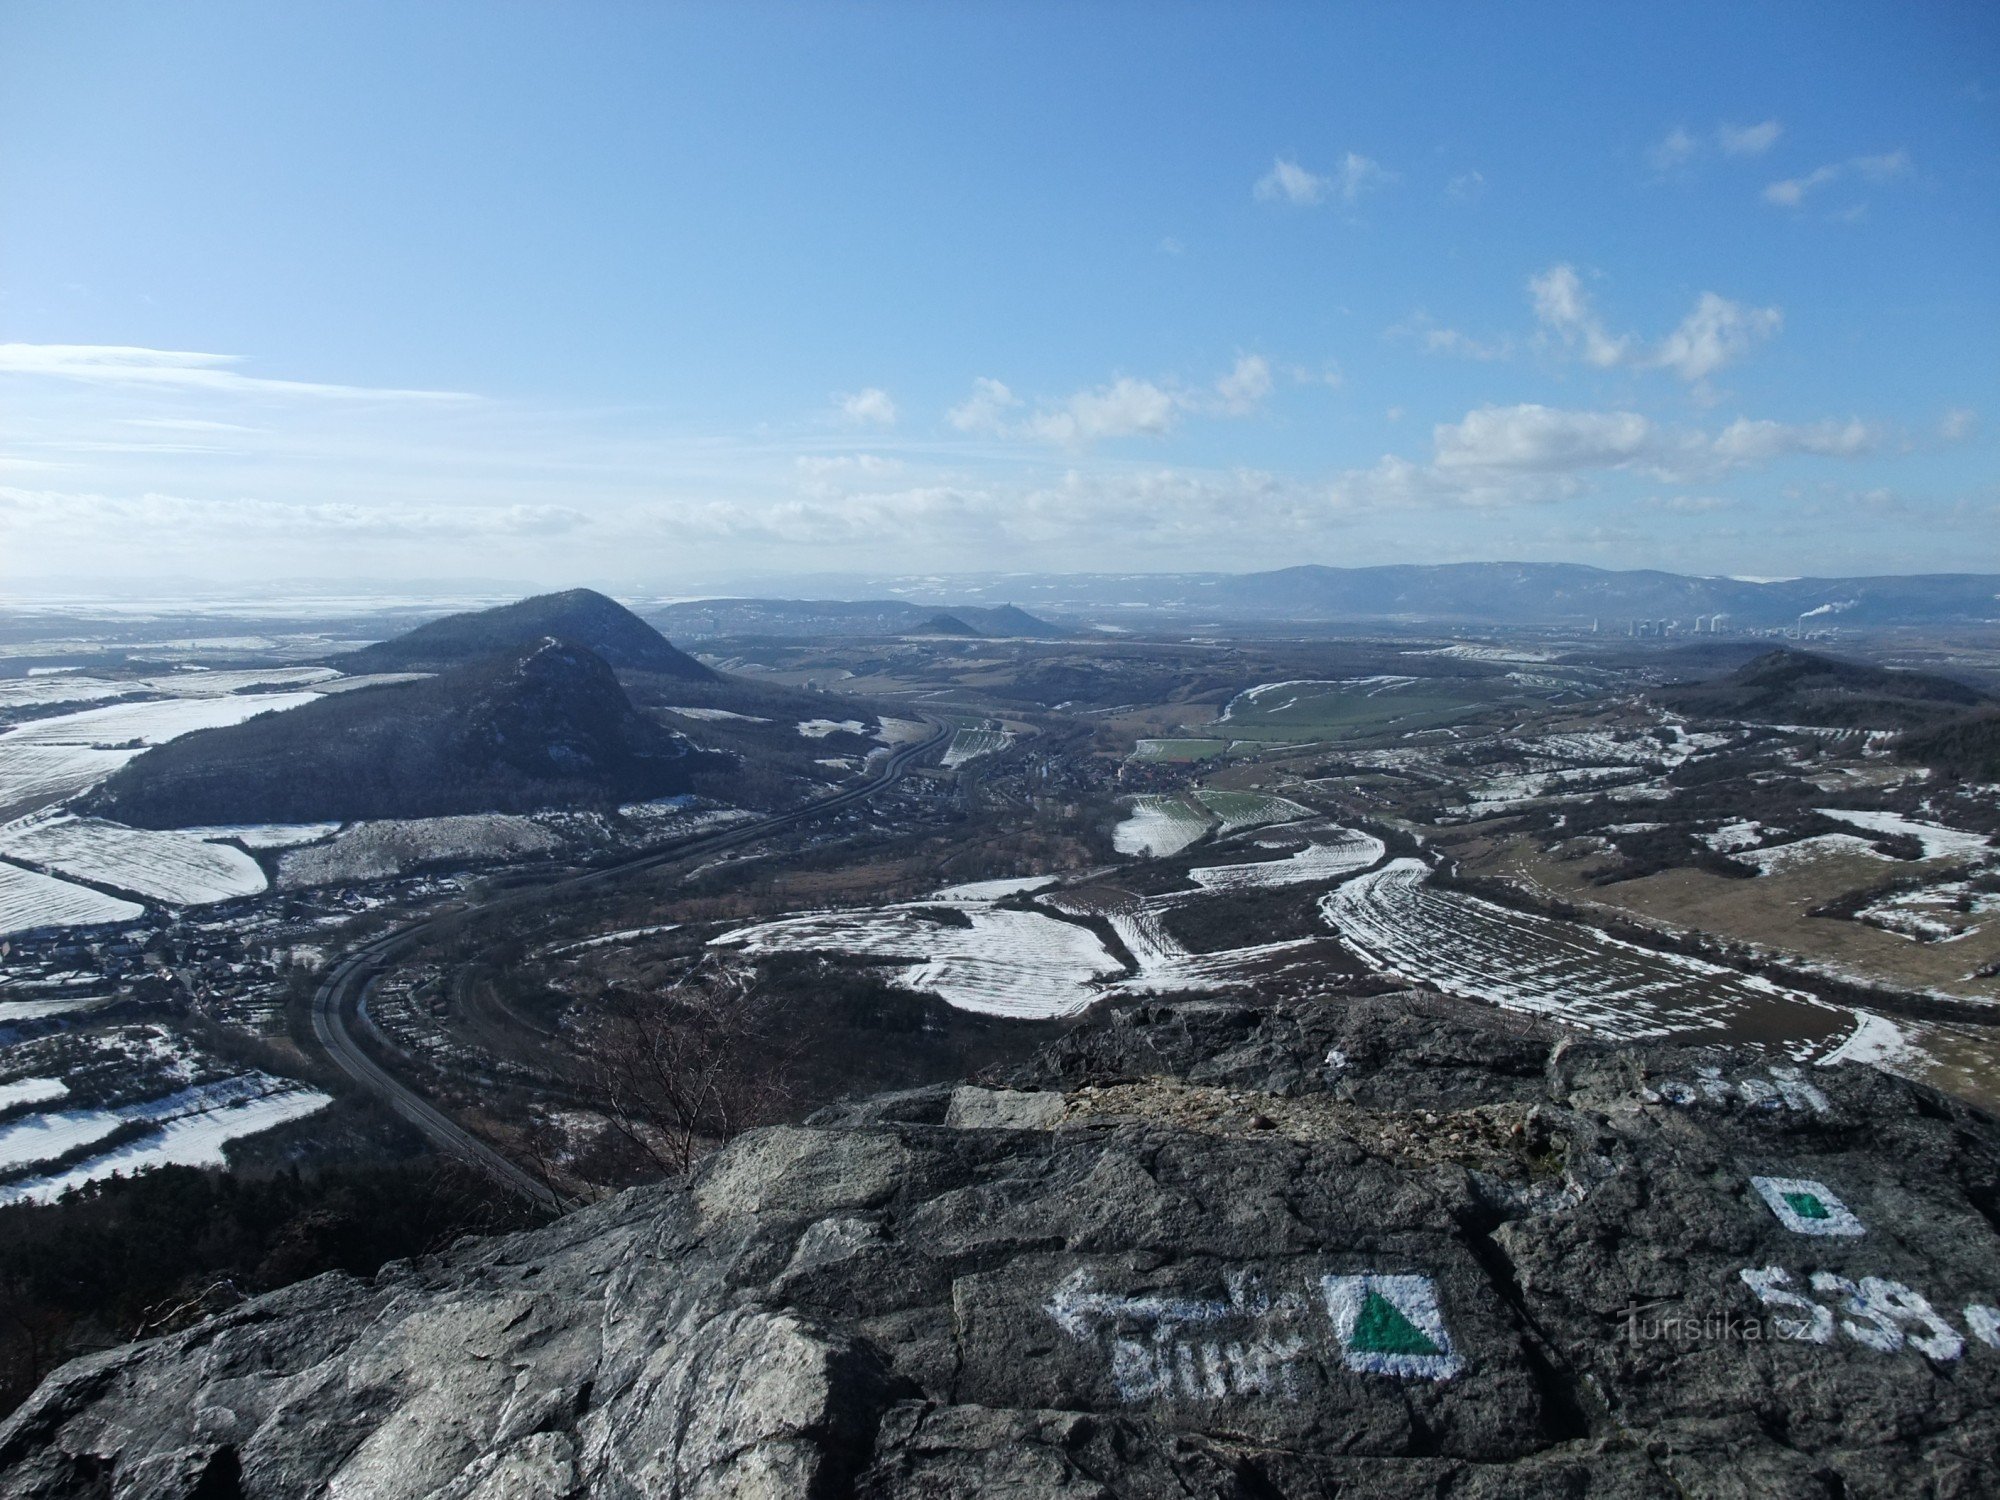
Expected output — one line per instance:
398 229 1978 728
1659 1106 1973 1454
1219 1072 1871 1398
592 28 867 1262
575 955 797 1178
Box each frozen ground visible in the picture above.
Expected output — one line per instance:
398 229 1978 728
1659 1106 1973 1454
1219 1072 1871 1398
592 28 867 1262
797 719 867 739
0 1077 331 1206
929 875 1058 902
0 814 268 904
1815 808 1992 861
278 814 566 887
1187 829 1385 891
0 860 144 936
1737 833 1894 876
1112 795 1211 858
941 729 1012 768
659 707 771 723
1323 858 1847 1052
714 903 1123 1018
181 822 342 850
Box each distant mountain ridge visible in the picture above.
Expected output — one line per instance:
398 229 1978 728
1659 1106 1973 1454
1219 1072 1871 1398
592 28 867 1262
645 598 1067 639
87 641 717 826
338 588 715 678
726 564 2000 631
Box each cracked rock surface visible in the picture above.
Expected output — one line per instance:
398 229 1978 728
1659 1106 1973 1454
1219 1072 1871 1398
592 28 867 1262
1 992 1996 1498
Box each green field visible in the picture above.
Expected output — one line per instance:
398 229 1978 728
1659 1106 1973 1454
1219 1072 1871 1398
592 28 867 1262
1192 789 1314 832
1217 676 1544 744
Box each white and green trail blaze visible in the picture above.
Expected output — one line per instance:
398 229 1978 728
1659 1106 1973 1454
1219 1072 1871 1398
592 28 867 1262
1320 1274 1464 1380
1751 1176 1866 1237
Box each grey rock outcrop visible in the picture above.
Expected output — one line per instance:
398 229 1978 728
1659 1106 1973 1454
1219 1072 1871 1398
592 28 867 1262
2 992 1997 1497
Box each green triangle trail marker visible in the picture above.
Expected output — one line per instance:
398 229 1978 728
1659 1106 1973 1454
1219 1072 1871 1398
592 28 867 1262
1352 1290 1444 1357
1750 1175 1865 1237
1321 1274 1464 1380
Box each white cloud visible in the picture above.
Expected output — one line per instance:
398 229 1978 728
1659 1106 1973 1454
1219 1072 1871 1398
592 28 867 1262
1652 292 1782 381
837 387 897 425
0 344 471 401
1445 170 1485 201
1334 152 1392 201
1212 355 1273 414
1254 152 1390 206
1028 377 1181 447
946 377 1023 434
1717 119 1783 156
1432 405 1656 475
1764 149 1910 207
1528 265 1633 368
948 357 1271 448
1390 312 1512 362
1649 127 1698 172
1940 407 1979 442
1157 236 1185 255
1527 267 1778 383
1255 157 1330 206
1710 417 1874 463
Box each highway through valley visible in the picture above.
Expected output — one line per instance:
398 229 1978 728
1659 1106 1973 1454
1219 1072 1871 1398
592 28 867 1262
307 721 952 1208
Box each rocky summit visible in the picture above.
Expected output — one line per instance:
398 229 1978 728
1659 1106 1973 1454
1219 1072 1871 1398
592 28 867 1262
2 993 1996 1498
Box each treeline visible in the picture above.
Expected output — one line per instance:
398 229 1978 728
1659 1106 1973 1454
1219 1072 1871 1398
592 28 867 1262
0 1162 543 1416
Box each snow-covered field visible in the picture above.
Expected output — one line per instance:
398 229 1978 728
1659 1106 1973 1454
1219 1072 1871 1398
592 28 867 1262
0 667 336 715
660 706 771 723
1815 808 1992 861
941 728 1012 768
182 822 341 850
0 814 268 904
714 902 1122 1017
1736 833 1893 876
278 814 566 887
1192 789 1314 834
1322 858 1843 1049
0 744 146 808
0 690 325 749
1112 795 1212 858
797 718 867 739
929 875 1057 902
0 1077 67 1111
0 994 115 1023
1187 829 1385 891
875 717 932 746
0 1076 331 1205
0 860 144 936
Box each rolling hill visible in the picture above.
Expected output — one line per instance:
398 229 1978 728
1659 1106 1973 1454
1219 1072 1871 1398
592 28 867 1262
1651 647 1992 731
84 641 721 826
336 588 716 678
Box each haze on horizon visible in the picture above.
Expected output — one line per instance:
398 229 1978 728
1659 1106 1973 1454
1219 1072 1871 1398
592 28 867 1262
1 1 1995 596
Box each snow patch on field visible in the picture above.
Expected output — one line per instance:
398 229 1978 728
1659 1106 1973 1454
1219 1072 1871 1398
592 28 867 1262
546 923 680 956
713 905 1122 1017
0 1078 67 1111
0 861 144 936
930 875 1057 902
875 717 932 746
0 995 115 1023
182 822 342 850
1738 833 1893 875
1 691 325 748
1192 790 1314 834
797 719 867 739
0 745 145 808
0 814 267 904
1820 1012 1914 1069
1187 830 1385 891
1323 859 1842 1049
661 707 770 723
0 1079 331 1205
1815 808 1991 860
278 814 565 887
1113 796 1212 858
942 729 1012 768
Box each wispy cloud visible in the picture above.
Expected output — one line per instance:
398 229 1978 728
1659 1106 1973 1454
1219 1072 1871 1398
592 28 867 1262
1254 152 1391 207
0 344 473 401
837 387 898 425
1764 149 1910 207
1528 265 1779 385
948 357 1275 449
1717 119 1783 156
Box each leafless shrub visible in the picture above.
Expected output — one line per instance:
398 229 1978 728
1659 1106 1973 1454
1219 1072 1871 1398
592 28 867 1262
573 954 797 1178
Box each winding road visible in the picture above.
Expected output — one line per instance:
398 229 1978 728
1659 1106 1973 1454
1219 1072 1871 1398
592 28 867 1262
307 721 951 1208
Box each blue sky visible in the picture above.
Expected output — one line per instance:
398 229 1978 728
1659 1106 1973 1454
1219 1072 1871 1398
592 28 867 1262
2 1 1994 592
